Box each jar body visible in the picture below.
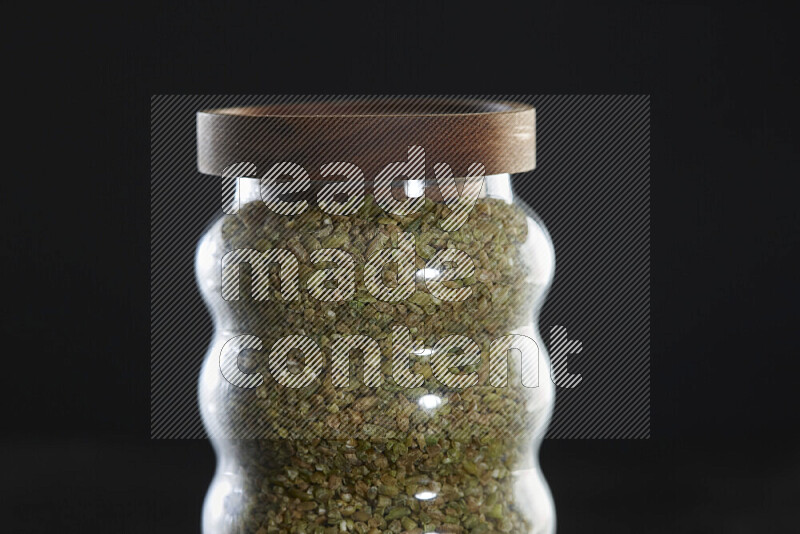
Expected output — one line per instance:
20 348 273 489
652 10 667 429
197 174 556 533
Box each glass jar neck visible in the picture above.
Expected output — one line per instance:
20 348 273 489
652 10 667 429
232 174 514 211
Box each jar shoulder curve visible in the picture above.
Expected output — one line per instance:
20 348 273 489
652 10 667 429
512 197 556 304
196 215 227 305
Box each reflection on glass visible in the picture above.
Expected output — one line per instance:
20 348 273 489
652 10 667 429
404 179 426 198
415 267 441 281
418 394 442 410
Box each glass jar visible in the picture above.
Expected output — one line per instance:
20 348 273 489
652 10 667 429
195 98 556 534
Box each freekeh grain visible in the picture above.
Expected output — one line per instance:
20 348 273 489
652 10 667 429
210 194 547 533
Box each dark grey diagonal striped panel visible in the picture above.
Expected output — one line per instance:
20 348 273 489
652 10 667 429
517 96 650 439
150 95 650 439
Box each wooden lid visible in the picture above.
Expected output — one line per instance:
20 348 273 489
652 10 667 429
196 97 536 178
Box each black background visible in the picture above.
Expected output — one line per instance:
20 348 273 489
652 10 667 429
3 1 798 532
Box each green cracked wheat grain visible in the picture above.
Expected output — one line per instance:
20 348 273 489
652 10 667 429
212 194 545 533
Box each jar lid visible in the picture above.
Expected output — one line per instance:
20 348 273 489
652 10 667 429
196 97 536 178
